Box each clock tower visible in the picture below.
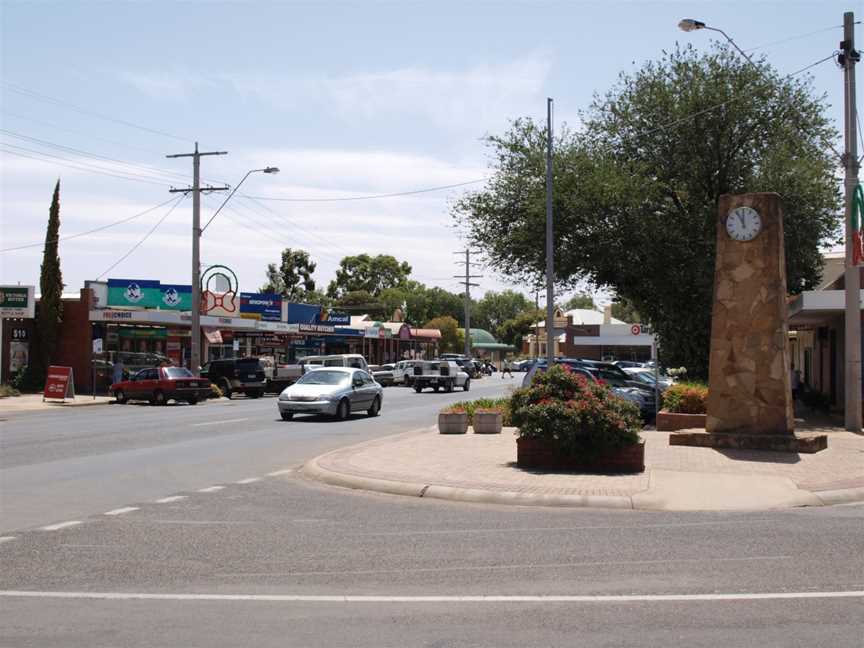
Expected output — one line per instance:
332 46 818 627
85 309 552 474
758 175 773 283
670 192 827 452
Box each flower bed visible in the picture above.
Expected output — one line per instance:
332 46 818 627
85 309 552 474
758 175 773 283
438 405 469 434
510 365 644 473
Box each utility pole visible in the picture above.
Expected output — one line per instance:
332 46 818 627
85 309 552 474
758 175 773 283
545 97 555 364
840 12 862 432
167 143 228 377
454 250 482 357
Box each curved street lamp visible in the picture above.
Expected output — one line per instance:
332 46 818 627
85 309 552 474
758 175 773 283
678 18 757 67
201 166 280 234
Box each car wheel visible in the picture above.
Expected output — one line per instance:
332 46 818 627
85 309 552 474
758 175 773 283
151 390 166 406
114 389 127 404
433 385 440 393
367 396 381 417
281 411 293 421
463 379 470 392
414 384 423 393
248 390 262 399
187 397 198 405
336 398 350 421
445 380 454 393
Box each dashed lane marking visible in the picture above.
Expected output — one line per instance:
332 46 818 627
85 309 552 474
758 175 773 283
155 496 187 504
0 590 861 603
267 469 294 477
103 507 139 516
192 418 249 427
236 478 261 484
39 521 83 531
0 536 17 543
197 486 225 493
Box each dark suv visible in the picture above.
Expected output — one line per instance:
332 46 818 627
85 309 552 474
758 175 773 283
201 357 266 399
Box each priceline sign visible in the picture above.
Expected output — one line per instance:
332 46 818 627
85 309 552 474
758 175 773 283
239 292 282 321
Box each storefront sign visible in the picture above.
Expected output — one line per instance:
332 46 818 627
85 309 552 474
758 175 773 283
0 285 35 318
286 302 323 324
160 284 192 311
107 279 163 308
240 292 282 321
11 328 28 340
203 329 223 344
92 338 103 353
324 311 351 325
365 327 379 338
44 365 74 400
119 327 168 339
10 340 28 373
299 323 336 334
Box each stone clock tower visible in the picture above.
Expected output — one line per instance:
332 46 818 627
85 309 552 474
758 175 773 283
670 193 826 452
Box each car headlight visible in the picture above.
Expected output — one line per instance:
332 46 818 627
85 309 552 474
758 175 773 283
279 392 291 401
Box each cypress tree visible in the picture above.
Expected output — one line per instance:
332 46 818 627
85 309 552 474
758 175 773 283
32 180 64 386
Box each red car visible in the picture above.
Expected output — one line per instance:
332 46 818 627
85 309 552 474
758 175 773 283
111 366 211 405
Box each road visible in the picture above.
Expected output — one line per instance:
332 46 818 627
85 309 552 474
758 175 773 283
1 373 863 647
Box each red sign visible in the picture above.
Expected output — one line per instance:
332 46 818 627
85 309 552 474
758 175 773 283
43 365 75 401
630 324 641 336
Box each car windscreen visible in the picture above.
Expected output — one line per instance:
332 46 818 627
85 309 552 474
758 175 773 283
297 370 350 385
164 367 193 379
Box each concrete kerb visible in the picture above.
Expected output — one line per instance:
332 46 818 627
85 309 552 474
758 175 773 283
302 428 864 511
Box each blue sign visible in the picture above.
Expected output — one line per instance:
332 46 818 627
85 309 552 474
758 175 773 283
324 311 351 325
239 292 282 321
286 302 322 324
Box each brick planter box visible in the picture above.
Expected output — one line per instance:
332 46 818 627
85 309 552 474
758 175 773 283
473 410 503 434
516 437 645 473
656 410 706 431
438 412 469 434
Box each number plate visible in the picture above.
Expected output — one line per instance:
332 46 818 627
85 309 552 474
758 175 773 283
247 374 256 379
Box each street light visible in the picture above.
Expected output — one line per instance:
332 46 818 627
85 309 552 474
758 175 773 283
677 18 756 67
201 166 280 234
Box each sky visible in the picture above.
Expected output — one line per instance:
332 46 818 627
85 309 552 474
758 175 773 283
1 0 860 305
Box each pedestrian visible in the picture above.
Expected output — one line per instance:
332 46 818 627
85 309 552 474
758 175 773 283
112 356 125 385
502 357 513 379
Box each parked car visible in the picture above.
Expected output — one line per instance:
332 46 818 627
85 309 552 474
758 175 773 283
511 359 534 372
200 357 266 399
368 364 395 386
612 360 646 369
623 367 674 389
393 360 422 386
412 360 471 393
277 367 382 421
259 356 304 393
111 366 210 405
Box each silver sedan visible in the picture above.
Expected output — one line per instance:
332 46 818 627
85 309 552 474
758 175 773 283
277 367 383 421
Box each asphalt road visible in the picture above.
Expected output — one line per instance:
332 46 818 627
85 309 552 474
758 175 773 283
0 374 521 533
2 373 863 647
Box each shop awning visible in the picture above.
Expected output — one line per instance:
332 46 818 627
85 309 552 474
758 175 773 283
410 328 442 340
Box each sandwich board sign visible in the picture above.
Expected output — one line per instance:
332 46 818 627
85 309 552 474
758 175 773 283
43 366 75 401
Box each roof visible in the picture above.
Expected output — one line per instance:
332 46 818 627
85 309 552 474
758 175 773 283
537 308 626 328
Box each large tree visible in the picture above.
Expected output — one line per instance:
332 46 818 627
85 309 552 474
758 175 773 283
326 254 412 299
563 293 596 311
474 289 532 332
424 315 463 353
453 43 840 377
496 308 543 349
32 180 64 386
260 248 317 302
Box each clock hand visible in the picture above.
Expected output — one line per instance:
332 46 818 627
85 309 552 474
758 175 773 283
738 212 746 228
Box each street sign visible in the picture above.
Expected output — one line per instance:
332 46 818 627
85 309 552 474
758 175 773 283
0 286 35 318
92 338 103 353
43 366 75 401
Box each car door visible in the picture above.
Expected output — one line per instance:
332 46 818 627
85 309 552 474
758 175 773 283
126 369 146 398
351 371 375 410
141 368 160 399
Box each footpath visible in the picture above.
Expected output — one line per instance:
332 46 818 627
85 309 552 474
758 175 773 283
303 421 864 512
0 393 113 414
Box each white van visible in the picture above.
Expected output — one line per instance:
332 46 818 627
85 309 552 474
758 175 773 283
300 354 369 374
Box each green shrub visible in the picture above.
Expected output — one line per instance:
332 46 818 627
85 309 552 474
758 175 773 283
445 397 511 425
510 364 641 457
661 382 708 414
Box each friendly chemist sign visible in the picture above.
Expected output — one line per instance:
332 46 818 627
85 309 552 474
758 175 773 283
0 286 35 318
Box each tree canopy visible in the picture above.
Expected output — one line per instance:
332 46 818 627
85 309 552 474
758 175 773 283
424 315 463 353
563 293 596 311
260 248 317 301
327 254 412 299
473 289 532 333
453 43 840 376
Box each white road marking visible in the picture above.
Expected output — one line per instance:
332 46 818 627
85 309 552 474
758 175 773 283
0 590 861 603
235 478 260 484
219 555 793 578
0 536 17 543
155 496 187 504
40 521 83 531
267 469 294 477
103 507 139 516
149 520 254 525
192 418 249 427
197 486 225 493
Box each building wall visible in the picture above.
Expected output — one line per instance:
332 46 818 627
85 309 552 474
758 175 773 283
53 289 94 394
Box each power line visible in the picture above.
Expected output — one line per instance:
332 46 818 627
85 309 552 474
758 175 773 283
243 178 488 202
0 196 182 253
95 194 187 279
743 24 848 53
0 128 193 183
2 81 192 143
0 145 170 187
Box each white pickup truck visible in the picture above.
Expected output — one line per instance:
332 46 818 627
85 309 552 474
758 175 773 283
412 360 470 393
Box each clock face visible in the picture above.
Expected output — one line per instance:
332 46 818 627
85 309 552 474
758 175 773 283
725 206 762 242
